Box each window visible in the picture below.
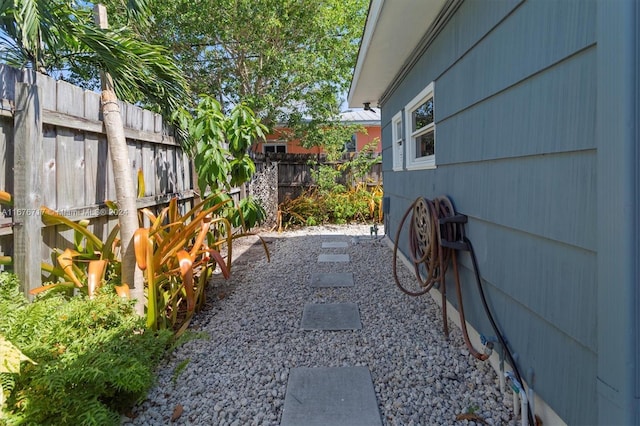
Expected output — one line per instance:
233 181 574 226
392 111 403 171
264 144 286 154
404 82 435 169
344 134 356 153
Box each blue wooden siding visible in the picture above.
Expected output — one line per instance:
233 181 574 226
381 0 599 424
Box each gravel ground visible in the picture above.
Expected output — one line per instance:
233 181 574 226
123 224 516 426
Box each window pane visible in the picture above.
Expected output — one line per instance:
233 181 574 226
415 130 434 158
412 97 433 130
276 145 286 153
395 120 402 139
344 134 356 152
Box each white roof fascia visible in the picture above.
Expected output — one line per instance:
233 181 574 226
348 0 384 108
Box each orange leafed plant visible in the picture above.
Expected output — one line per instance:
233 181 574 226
0 191 124 299
134 195 233 334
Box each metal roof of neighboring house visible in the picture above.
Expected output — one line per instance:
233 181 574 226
348 0 449 108
339 108 380 125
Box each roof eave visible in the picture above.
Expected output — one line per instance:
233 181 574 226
348 0 451 109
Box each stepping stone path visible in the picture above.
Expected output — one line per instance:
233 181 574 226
281 238 383 426
310 272 354 288
280 367 381 426
321 241 349 249
300 303 361 330
318 253 350 263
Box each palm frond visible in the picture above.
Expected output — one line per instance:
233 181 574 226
0 0 189 113
76 24 189 113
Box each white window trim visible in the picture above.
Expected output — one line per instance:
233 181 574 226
392 111 403 171
404 82 436 170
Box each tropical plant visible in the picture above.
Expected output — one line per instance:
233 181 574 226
174 95 268 229
34 208 131 299
344 139 382 183
175 96 267 192
301 122 365 158
0 272 172 425
0 190 129 299
134 196 230 333
135 192 272 334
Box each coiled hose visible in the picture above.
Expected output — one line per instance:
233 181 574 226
392 196 534 426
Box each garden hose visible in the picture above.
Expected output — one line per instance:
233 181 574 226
392 196 535 426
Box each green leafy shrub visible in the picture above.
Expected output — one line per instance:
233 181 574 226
311 163 345 194
279 141 383 229
278 183 383 229
0 273 172 425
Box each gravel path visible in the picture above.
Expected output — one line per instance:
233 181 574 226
124 224 516 426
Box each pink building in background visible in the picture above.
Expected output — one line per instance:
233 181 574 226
254 109 381 155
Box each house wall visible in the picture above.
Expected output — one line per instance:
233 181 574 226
256 124 381 154
382 0 600 424
355 125 381 152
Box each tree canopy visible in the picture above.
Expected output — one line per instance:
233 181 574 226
101 0 368 133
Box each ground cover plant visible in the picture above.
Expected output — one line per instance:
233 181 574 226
0 272 172 425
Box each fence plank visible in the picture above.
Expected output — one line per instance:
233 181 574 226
126 103 143 130
156 145 168 193
0 116 14 195
176 149 185 192
84 90 101 122
41 227 56 277
166 147 176 193
13 82 43 295
128 142 141 197
142 143 155 196
56 128 86 209
36 73 56 111
84 132 102 205
142 110 154 133
42 125 57 209
56 80 84 117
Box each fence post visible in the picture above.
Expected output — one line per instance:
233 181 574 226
13 81 43 296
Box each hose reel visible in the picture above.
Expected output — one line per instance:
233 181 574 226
392 195 535 426
393 195 486 359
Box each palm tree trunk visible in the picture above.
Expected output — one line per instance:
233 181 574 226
101 90 144 314
95 4 144 314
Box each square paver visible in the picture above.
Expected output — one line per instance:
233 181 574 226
280 366 382 426
322 241 349 249
318 253 350 263
300 303 361 330
310 272 354 288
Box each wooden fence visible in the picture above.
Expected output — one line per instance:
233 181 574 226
0 65 195 294
253 152 382 203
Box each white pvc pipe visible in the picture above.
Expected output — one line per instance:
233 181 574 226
519 386 529 426
505 371 528 426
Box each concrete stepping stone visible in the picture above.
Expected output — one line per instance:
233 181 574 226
301 303 361 330
318 253 350 263
321 241 349 248
280 366 382 426
310 272 354 288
